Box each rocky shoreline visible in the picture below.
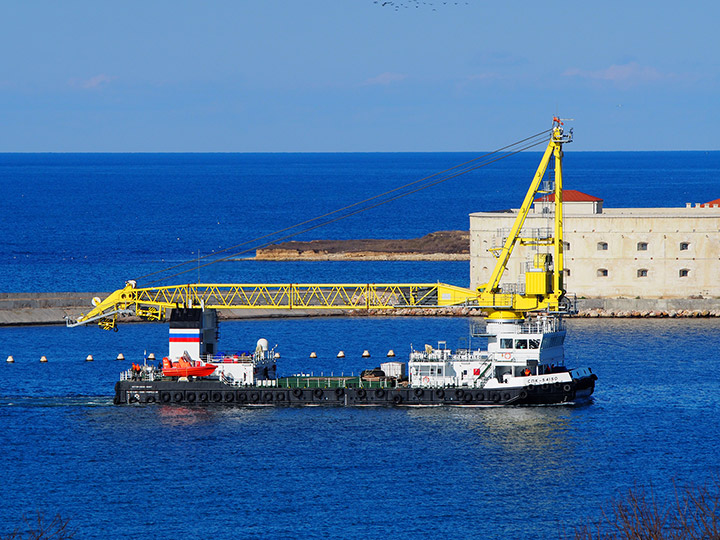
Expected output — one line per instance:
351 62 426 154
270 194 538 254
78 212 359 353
352 306 720 318
2 292 720 326
255 230 470 260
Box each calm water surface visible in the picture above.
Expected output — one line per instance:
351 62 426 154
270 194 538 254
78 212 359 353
1 317 718 539
1 152 719 537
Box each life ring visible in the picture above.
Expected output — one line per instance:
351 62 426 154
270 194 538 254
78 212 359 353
414 388 424 398
519 390 528 400
492 393 501 402
463 393 473 403
475 392 484 402
264 392 274 402
236 392 247 402
455 389 465 399
292 388 304 398
503 392 512 401
173 392 184 403
186 392 196 403
502 353 512 360
375 388 385 398
422 376 430 384
160 392 171 403
275 392 285 402
199 392 209 402
313 388 324 399
357 388 367 399
212 392 223 403
436 389 445 399
335 388 345 398
563 384 572 393
250 392 260 403
223 392 234 402
146 395 156 404
393 394 403 404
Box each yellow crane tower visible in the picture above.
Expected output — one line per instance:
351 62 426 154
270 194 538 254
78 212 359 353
67 118 572 330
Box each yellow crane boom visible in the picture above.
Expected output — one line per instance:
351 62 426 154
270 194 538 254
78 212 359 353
67 118 572 330
477 118 571 319
67 282 480 330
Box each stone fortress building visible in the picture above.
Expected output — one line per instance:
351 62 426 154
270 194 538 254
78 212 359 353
470 191 720 298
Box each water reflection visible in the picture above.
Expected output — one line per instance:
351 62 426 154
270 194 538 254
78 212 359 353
155 403 275 426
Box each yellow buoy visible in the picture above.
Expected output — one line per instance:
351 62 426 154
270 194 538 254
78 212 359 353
337 351 345 358
40 355 48 363
6 355 14 363
362 350 371 358
86 354 94 362
310 352 317 358
116 353 125 361
387 349 396 357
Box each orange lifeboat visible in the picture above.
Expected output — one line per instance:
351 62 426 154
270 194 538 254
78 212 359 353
162 356 217 378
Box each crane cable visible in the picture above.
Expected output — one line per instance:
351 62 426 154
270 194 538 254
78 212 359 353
139 129 552 285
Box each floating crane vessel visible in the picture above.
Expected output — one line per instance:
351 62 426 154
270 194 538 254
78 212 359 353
69 118 596 406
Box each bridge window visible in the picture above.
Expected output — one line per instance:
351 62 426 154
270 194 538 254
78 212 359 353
637 242 648 251
597 242 608 251
597 268 608 277
679 269 690 277
515 339 528 350
500 338 513 349
529 339 540 349
637 269 648 277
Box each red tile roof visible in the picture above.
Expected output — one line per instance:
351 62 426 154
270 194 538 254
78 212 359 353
535 189 604 203
700 198 720 207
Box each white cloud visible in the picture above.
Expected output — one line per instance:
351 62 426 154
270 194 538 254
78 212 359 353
363 72 407 86
69 74 116 89
467 72 501 81
563 62 667 85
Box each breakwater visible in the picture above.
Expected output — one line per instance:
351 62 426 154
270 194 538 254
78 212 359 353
3 293 720 326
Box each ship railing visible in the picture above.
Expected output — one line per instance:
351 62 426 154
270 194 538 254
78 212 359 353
120 368 160 382
278 376 395 389
471 316 565 336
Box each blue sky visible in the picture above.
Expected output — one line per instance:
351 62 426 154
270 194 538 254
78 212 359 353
1 0 718 151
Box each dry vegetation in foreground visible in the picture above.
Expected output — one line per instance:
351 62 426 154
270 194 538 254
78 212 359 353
1 513 74 540
570 482 720 540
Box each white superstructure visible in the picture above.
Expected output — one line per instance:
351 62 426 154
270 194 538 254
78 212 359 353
409 314 591 396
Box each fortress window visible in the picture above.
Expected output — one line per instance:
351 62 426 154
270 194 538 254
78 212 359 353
597 268 608 277
564 268 571 277
637 242 648 251
563 241 570 251
680 242 690 251
679 269 690 277
597 242 608 250
637 269 648 277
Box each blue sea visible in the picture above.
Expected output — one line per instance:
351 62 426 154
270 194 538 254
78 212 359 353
1 152 720 539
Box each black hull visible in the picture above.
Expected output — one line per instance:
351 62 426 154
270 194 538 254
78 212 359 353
115 376 596 407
